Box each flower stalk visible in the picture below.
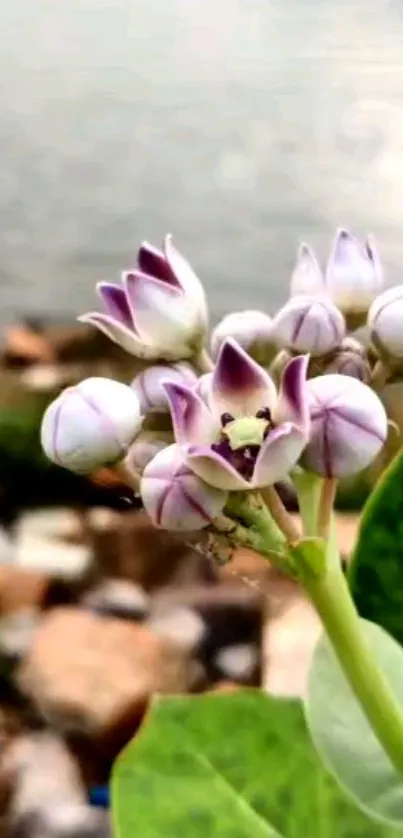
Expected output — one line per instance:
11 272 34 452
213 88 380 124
317 477 338 540
304 561 403 781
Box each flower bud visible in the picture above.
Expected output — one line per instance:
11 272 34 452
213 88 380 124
272 295 345 357
290 243 325 298
125 431 172 473
301 374 387 477
41 377 143 474
321 337 371 383
326 229 383 327
140 443 227 531
211 311 275 365
368 285 403 361
131 362 197 413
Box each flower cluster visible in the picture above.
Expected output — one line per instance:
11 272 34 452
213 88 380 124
41 229 395 533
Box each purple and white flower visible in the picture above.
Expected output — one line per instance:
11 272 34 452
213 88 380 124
272 295 345 357
326 229 383 317
211 310 275 365
79 236 208 362
41 377 143 474
140 443 227 530
290 231 383 321
131 362 197 413
301 374 388 477
162 338 310 491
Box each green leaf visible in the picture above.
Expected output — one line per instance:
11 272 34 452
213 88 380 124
304 618 403 828
112 689 401 838
348 448 403 644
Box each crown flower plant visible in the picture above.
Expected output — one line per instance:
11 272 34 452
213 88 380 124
79 235 208 363
40 229 403 835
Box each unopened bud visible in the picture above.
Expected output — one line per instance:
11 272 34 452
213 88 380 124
125 431 172 473
41 377 143 474
131 362 197 413
211 311 275 365
301 374 387 477
140 443 227 531
368 285 403 362
322 337 371 383
272 296 345 357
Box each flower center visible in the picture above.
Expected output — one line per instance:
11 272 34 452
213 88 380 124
211 407 274 480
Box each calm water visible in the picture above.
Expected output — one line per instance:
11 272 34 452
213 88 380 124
1 0 403 327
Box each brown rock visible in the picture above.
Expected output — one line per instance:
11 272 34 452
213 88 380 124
263 593 321 697
0 567 49 615
211 681 242 693
88 509 218 591
18 608 198 744
150 584 264 686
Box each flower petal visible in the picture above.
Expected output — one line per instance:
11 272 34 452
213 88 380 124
137 241 179 287
290 243 325 298
78 313 160 360
211 338 277 418
163 381 219 445
275 355 310 432
123 271 193 349
164 234 208 319
185 444 250 491
96 283 134 329
252 423 307 488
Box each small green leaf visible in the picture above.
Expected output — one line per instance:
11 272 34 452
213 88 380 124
349 448 403 644
304 618 403 827
112 689 401 838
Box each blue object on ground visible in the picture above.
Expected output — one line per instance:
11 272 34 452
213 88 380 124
89 785 110 808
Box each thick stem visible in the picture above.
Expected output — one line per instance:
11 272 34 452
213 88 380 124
305 562 403 779
317 477 338 540
260 486 301 543
370 359 391 391
193 347 214 374
212 513 275 555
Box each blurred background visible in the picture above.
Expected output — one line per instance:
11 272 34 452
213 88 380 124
0 0 402 324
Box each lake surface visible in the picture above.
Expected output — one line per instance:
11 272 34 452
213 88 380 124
0 0 403 327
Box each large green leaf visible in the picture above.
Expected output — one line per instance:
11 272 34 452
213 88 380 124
348 448 403 644
112 689 401 838
305 618 403 827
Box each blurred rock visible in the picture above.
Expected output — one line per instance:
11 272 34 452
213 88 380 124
263 592 321 697
2 732 110 838
80 579 149 621
210 680 242 693
150 584 264 686
0 567 49 615
18 608 200 744
87 509 218 591
0 610 39 667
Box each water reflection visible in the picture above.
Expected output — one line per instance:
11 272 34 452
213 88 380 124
0 0 402 323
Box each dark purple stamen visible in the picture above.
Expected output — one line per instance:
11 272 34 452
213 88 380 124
220 412 235 427
212 438 261 480
256 407 272 421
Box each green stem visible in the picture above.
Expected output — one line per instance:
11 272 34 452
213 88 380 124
305 561 403 779
225 492 286 552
